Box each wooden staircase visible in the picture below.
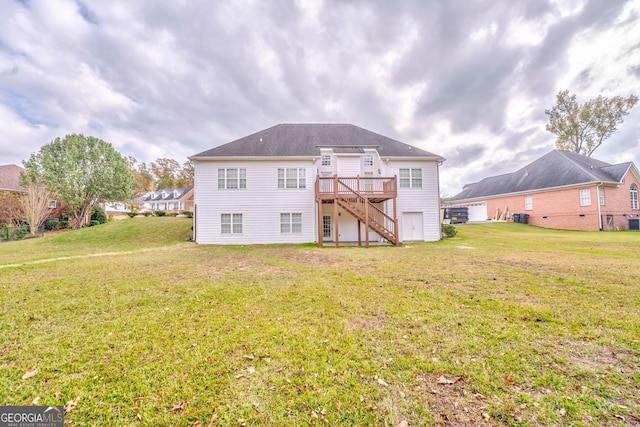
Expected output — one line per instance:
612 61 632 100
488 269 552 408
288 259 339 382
334 181 400 246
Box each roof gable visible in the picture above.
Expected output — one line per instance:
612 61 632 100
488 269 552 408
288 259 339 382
451 150 636 201
191 124 442 159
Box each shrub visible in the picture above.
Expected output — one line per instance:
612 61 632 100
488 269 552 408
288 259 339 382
143 212 152 217
154 210 166 217
59 219 69 229
13 225 28 239
45 218 60 231
441 224 457 238
182 211 193 218
89 220 100 227
91 205 108 224
127 212 138 218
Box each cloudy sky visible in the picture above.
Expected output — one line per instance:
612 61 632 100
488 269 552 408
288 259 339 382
1 0 639 195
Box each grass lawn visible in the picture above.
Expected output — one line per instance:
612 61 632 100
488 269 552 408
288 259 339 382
0 219 638 426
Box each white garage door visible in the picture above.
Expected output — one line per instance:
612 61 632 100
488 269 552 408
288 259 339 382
467 203 487 222
402 212 424 242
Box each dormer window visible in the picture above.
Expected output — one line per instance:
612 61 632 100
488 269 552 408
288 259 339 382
173 190 180 198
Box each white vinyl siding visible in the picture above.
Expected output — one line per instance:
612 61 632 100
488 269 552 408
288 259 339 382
579 189 591 206
280 213 302 234
278 168 306 189
399 168 422 188
218 168 246 189
194 157 442 244
524 195 533 211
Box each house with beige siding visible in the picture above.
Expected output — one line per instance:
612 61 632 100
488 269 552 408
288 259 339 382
448 150 640 231
189 124 444 246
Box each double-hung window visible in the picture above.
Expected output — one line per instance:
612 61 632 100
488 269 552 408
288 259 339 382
221 213 242 234
218 168 246 189
631 184 638 209
579 189 591 206
278 168 306 189
321 155 331 166
363 155 374 167
280 213 302 234
524 195 533 211
399 168 422 188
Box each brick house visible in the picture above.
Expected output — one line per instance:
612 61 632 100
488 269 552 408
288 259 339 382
448 150 640 231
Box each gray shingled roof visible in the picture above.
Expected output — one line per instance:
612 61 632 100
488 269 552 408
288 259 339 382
450 150 633 201
191 124 443 159
0 164 26 192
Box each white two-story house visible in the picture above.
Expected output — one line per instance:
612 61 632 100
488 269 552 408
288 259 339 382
189 124 444 246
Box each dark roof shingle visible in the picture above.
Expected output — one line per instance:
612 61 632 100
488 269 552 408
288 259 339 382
191 124 442 159
450 150 633 201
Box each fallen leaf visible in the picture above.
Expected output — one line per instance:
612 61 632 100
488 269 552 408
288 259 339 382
208 413 218 427
31 396 40 405
55 390 62 398
237 418 246 426
311 411 318 419
394 421 409 427
482 412 490 420
22 367 38 379
377 378 389 387
193 422 202 427
436 375 459 385
243 355 255 360
473 393 486 400
558 408 566 416
171 401 185 412
503 375 515 383
247 366 256 374
64 397 80 413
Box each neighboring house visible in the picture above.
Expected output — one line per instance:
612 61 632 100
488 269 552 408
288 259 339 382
448 150 640 231
189 123 444 246
0 164 66 220
138 188 194 213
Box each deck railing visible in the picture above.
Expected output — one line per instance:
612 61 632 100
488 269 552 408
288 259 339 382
316 176 397 199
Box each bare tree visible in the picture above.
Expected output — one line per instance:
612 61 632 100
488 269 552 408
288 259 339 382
19 182 55 236
0 192 24 226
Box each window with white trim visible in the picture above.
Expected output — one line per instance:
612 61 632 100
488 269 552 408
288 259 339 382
321 154 331 166
363 155 374 167
221 213 242 234
579 189 591 206
524 195 533 210
48 200 57 209
278 168 306 189
218 168 246 189
631 184 638 209
280 213 302 234
399 168 422 188
599 187 605 206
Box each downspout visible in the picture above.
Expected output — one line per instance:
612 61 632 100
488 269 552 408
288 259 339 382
596 183 603 231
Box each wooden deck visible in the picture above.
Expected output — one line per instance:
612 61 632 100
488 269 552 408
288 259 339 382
315 176 400 247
